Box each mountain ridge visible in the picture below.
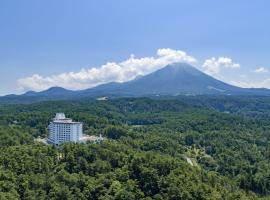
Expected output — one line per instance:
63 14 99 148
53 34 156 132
1 63 270 103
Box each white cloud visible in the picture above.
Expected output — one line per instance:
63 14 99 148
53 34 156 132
260 79 270 88
202 57 240 75
230 81 254 88
254 67 268 73
230 79 270 89
18 48 197 92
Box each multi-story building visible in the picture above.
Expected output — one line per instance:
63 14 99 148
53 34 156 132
48 113 83 145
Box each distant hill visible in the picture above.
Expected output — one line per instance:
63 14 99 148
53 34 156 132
0 87 78 104
1 63 270 103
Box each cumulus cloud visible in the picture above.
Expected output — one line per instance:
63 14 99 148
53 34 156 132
18 48 197 92
202 57 240 75
254 67 268 73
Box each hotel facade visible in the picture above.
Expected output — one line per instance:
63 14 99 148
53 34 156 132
48 113 83 145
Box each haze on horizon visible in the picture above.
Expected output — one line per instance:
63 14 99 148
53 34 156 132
0 0 270 96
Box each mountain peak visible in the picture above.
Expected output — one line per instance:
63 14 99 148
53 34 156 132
158 63 202 76
2 62 270 103
45 87 68 92
166 62 194 69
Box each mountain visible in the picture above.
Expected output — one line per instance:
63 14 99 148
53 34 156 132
24 87 75 97
81 63 270 96
1 63 270 103
0 87 78 104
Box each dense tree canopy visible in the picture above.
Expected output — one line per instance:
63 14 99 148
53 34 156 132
0 97 269 199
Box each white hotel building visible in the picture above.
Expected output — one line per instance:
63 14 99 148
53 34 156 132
48 113 83 145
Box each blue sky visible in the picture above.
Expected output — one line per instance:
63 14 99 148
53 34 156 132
0 0 270 95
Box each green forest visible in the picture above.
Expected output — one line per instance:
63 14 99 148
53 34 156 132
0 96 270 199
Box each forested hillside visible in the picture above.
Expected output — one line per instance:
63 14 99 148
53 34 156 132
0 97 270 199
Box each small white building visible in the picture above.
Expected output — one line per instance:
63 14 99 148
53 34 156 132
79 134 104 144
48 113 83 145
